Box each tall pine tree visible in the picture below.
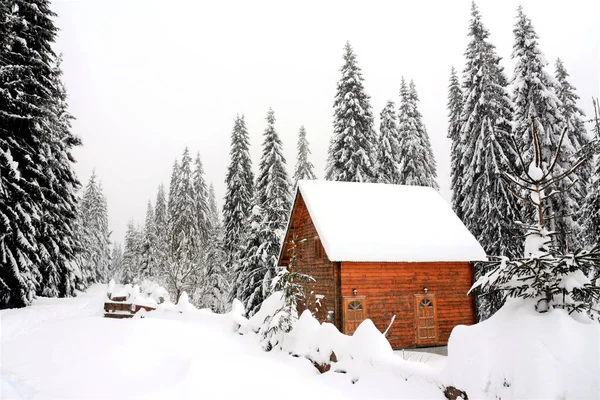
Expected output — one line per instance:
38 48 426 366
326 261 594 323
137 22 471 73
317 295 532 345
79 173 111 286
511 6 577 253
377 100 402 184
458 2 521 259
166 148 203 301
293 126 317 183
154 185 168 278
199 183 228 312
396 79 439 189
554 58 592 245
326 42 378 183
447 66 465 219
223 115 254 272
121 221 142 284
140 201 156 278
1 0 81 307
192 153 210 246
579 104 600 247
234 109 291 316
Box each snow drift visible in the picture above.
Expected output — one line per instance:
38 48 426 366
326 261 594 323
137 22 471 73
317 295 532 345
442 298 600 399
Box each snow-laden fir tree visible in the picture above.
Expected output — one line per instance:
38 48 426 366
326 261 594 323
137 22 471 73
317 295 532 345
325 42 378 183
223 115 254 272
579 101 600 247
234 109 292 316
396 79 439 189
153 185 168 277
110 243 123 281
511 6 578 253
0 0 81 307
377 100 402 184
166 148 203 301
447 66 465 219
140 201 156 278
167 159 180 237
555 59 592 239
35 54 83 298
192 153 210 246
78 172 111 286
198 184 228 312
121 221 142 284
293 126 317 183
458 2 521 260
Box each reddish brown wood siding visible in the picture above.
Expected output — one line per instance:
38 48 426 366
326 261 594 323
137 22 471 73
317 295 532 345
340 261 475 349
280 192 341 327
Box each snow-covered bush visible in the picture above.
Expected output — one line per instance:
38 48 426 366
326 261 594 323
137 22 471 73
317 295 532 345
247 236 315 351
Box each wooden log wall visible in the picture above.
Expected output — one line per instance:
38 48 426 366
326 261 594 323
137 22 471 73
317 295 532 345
340 261 475 349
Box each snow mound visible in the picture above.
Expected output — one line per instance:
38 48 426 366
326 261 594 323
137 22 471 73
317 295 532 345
442 298 600 399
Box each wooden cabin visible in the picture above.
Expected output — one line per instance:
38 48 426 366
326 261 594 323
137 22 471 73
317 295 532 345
278 180 487 349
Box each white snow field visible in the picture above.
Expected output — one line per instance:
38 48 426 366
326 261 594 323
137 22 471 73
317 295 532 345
3 285 598 399
0 285 443 400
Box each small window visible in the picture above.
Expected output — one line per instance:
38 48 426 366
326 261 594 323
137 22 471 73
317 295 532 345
314 237 323 259
347 301 363 311
419 299 433 308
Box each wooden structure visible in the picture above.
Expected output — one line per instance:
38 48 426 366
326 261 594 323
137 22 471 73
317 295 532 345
278 180 487 349
104 295 156 319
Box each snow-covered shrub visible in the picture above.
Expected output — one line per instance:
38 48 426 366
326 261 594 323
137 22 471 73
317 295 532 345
249 236 315 351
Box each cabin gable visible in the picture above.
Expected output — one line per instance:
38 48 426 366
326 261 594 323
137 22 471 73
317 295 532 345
280 192 341 327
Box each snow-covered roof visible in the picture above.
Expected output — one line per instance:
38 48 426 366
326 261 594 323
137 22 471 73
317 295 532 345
294 180 487 262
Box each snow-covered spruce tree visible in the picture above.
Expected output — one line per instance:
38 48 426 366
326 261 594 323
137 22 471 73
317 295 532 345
447 66 465 220
473 120 600 319
511 6 579 253
459 2 522 259
79 172 111 286
197 184 228 312
109 243 123 281
377 100 402 184
121 221 142 284
139 201 156 278
153 185 168 279
396 79 439 189
293 126 317 183
555 59 592 235
260 236 314 351
223 115 254 273
167 159 180 236
325 42 378 183
579 101 600 247
234 109 291 316
36 54 83 298
166 148 203 301
192 153 210 246
0 0 81 307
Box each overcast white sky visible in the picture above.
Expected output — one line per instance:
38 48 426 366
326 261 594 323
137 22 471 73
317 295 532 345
51 0 599 243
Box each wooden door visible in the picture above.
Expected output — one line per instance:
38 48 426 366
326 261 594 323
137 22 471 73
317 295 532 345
415 294 437 345
343 296 366 335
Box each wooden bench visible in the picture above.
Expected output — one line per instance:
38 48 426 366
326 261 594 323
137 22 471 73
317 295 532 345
104 302 156 319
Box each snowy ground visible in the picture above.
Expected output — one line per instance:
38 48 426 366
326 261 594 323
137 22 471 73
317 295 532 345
1 285 444 399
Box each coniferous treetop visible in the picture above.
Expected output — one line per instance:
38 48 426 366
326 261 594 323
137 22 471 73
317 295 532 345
326 41 378 183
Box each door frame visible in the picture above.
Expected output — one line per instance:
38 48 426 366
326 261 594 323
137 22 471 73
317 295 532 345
414 293 438 346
